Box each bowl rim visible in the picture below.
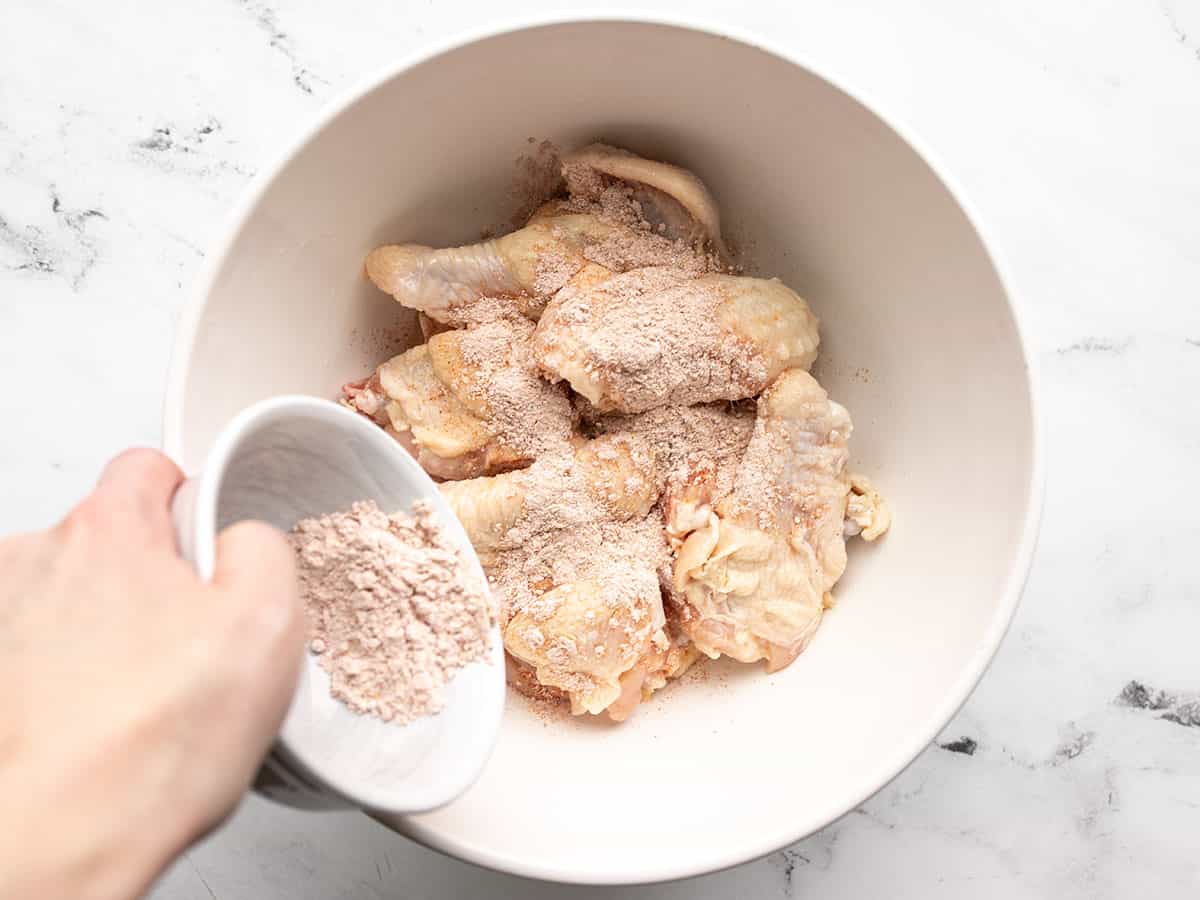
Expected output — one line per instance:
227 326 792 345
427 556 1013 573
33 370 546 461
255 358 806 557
162 9 1046 885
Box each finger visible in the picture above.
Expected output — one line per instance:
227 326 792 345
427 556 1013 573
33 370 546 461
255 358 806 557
60 449 185 549
97 447 184 499
92 448 186 545
211 520 306 724
211 520 297 598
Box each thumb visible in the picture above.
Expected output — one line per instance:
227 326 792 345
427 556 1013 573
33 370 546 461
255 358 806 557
182 521 306 844
211 519 306 702
212 519 297 598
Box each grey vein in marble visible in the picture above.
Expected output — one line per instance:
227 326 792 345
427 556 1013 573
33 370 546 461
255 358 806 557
1055 337 1134 355
234 0 329 95
1159 0 1200 61
131 118 254 180
0 187 108 289
0 212 56 274
937 736 979 755
51 189 107 286
1054 729 1096 763
1117 680 1200 728
767 848 807 896
184 856 217 900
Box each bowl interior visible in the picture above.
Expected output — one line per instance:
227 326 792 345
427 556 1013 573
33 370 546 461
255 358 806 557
168 20 1037 884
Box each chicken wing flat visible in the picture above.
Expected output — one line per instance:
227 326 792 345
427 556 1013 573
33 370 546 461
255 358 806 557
533 268 819 413
668 370 859 670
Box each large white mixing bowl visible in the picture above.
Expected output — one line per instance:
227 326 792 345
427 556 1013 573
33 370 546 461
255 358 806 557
164 15 1042 885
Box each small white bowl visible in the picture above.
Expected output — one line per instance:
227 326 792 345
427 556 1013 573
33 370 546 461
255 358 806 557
164 15 1043 885
170 395 505 815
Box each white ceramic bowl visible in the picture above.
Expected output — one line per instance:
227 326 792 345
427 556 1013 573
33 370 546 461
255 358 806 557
164 15 1042 885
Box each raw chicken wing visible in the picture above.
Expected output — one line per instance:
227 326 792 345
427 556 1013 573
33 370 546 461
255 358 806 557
563 143 728 259
668 370 857 670
365 145 729 325
533 268 820 413
365 215 621 325
441 434 674 719
342 318 572 479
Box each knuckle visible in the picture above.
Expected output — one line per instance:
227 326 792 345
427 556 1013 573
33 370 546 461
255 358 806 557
58 493 113 537
89 449 183 537
107 449 172 498
112 446 166 471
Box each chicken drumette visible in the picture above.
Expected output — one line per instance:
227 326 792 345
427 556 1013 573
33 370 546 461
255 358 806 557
342 317 572 480
440 433 692 720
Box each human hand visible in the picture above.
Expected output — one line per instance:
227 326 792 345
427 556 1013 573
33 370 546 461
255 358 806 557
0 449 305 900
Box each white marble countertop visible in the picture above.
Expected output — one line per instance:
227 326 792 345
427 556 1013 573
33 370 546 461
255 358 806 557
2 0 1198 897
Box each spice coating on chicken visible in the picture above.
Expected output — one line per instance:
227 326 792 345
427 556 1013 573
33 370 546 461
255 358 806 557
668 370 858 670
348 142 889 720
532 268 820 413
440 434 671 719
